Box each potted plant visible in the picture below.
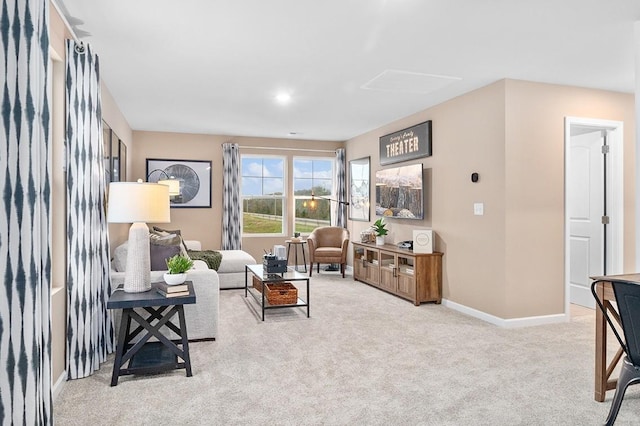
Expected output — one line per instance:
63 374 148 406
164 254 194 285
372 218 388 245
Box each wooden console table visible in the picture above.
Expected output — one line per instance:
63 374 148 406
591 273 640 402
352 242 442 305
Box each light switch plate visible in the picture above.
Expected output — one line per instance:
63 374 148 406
474 203 484 216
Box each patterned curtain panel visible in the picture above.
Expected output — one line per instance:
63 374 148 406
333 148 347 227
222 143 242 249
0 0 53 424
65 40 114 380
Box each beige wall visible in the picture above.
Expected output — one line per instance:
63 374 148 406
346 79 635 319
131 131 343 262
503 79 636 318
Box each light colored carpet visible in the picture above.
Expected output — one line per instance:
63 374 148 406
54 272 640 425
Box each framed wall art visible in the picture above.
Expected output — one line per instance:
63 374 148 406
146 158 212 208
349 156 370 221
379 120 432 165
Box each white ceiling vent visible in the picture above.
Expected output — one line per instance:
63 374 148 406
361 70 461 94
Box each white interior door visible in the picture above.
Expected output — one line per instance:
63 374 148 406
568 129 604 308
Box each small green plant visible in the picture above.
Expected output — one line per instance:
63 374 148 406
165 254 194 274
372 218 388 236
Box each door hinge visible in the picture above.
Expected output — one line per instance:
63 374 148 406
601 145 610 154
602 215 610 225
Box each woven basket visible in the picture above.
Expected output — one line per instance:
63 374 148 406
265 282 298 305
252 275 263 293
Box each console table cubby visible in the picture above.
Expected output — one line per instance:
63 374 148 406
352 242 443 305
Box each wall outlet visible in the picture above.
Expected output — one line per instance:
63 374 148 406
473 203 484 216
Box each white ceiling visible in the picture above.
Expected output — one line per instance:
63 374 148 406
56 0 640 142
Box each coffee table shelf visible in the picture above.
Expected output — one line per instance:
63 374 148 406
245 264 310 320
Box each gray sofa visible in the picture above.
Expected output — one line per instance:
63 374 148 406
110 241 220 340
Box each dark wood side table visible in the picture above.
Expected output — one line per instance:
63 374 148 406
107 281 196 386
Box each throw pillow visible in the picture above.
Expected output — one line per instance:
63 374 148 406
152 226 189 254
150 243 181 271
149 228 189 258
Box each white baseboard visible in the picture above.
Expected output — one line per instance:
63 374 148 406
441 298 569 328
52 371 66 402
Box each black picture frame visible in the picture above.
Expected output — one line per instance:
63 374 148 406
349 156 370 222
146 158 212 208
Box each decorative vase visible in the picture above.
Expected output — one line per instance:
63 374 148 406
376 236 385 246
164 272 187 285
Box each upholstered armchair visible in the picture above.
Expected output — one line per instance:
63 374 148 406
307 226 350 278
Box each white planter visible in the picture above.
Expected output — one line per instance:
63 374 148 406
376 236 385 246
164 272 187 285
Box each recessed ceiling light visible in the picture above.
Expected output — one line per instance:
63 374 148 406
275 92 292 104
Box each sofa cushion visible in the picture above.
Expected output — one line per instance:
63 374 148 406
217 250 256 273
150 244 181 271
153 226 189 253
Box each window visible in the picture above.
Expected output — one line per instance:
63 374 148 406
293 157 334 234
241 156 285 235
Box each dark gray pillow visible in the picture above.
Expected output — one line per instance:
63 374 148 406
152 226 189 254
150 243 181 271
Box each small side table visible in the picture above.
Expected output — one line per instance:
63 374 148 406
286 239 307 272
107 281 196 386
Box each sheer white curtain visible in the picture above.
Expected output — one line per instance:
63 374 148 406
65 40 115 380
0 0 53 423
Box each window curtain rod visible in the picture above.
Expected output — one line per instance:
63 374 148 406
237 145 337 153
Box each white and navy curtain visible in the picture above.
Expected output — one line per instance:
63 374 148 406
222 143 242 249
0 0 53 424
65 40 114 379
332 148 347 228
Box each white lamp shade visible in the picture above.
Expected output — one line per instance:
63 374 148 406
107 182 171 223
158 178 180 196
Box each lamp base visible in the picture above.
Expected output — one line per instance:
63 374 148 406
123 222 152 293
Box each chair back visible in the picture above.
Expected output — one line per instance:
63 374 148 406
612 280 640 367
311 226 348 248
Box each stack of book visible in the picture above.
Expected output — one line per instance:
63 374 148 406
156 282 190 297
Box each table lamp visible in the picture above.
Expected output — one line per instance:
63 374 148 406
107 181 171 293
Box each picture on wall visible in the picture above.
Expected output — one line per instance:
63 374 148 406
375 163 423 219
349 157 370 221
146 159 212 208
379 120 432 166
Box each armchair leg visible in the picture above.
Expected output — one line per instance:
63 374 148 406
341 263 345 278
309 262 313 277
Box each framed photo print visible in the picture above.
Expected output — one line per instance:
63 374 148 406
146 158 212 208
349 156 370 221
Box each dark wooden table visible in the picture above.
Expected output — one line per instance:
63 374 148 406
107 281 196 386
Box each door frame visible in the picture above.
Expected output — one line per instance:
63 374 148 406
564 117 624 315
